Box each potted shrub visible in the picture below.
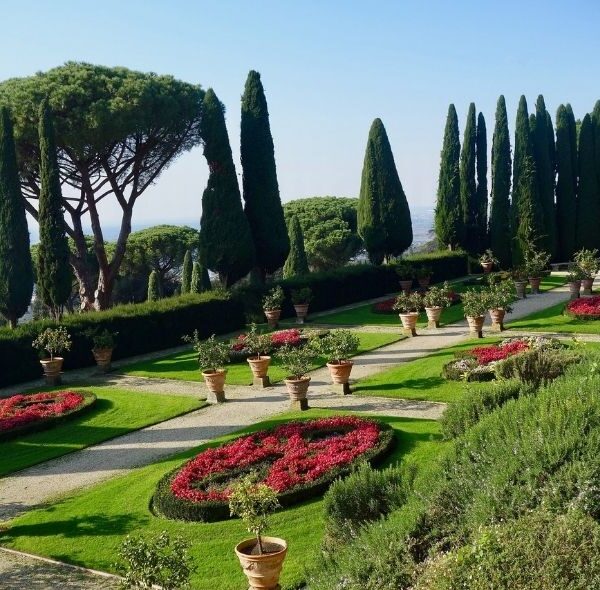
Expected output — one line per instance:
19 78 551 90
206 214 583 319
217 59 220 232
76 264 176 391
316 329 360 394
512 267 528 299
484 281 514 331
183 331 230 403
574 248 599 295
276 341 318 410
263 286 285 329
395 261 414 294
230 475 286 590
244 324 273 387
86 329 117 373
566 266 583 300
393 291 423 336
422 282 452 328
462 289 488 338
479 249 498 274
291 287 313 324
416 266 433 289
523 247 551 294
32 326 72 385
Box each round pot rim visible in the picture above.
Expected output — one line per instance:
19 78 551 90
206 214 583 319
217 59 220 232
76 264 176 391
284 376 311 384
264 307 281 313
92 347 113 354
40 357 64 363
425 305 443 311
201 368 226 376
466 314 485 320
235 536 288 559
326 360 353 367
247 355 272 363
398 311 419 317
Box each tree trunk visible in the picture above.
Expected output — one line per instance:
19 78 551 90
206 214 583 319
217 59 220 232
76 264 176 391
8 313 17 329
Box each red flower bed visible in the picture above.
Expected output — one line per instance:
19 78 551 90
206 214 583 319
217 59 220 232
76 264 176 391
470 340 529 365
231 329 302 352
567 296 600 319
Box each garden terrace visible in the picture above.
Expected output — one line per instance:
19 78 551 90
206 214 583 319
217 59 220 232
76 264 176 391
509 300 600 334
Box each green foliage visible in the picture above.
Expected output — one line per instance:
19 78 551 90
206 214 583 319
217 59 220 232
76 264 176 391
316 329 360 363
461 288 488 317
435 104 463 250
393 292 423 313
36 101 72 320
276 342 319 379
358 118 413 264
395 260 415 280
190 262 202 294
183 332 229 372
262 285 285 310
242 323 272 359
574 247 600 279
199 89 255 287
593 101 600 186
422 282 453 308
475 111 488 251
86 328 117 350
576 114 600 250
241 71 289 277
482 280 513 311
489 96 512 268
291 287 312 305
181 249 192 294
0 107 33 328
523 246 551 277
460 103 478 253
147 270 160 302
283 215 309 278
32 326 72 360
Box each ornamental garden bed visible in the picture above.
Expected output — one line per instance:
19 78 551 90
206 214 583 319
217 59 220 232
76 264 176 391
0 391 97 441
372 290 461 314
566 295 600 320
152 416 394 522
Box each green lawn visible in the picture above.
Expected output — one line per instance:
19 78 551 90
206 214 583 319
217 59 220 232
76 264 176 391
0 410 443 590
120 332 403 385
508 300 600 334
0 386 205 476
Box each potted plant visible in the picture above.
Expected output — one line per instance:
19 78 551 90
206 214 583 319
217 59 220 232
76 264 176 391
523 247 551 294
316 329 360 394
483 281 514 331
183 331 230 403
230 475 286 590
574 248 599 295
86 329 117 373
479 249 498 274
244 324 273 387
32 326 72 385
462 289 488 338
393 291 423 336
566 265 584 300
422 282 453 328
512 267 528 299
416 266 433 289
291 287 313 324
263 286 285 329
395 261 414 294
276 341 318 410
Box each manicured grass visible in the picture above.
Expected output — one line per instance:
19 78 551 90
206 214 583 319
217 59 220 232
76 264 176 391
508 300 600 334
120 332 403 385
0 410 443 590
0 386 205 476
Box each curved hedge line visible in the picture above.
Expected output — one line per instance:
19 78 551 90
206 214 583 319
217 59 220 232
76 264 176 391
152 421 395 522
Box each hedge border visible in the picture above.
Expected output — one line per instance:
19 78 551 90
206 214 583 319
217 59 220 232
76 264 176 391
151 419 396 522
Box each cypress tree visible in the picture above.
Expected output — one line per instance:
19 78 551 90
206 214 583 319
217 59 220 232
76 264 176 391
181 249 192 294
435 104 463 250
240 71 289 279
0 107 33 328
556 105 578 260
190 261 202 293
489 96 512 268
147 270 160 302
199 89 255 288
576 114 600 250
200 265 212 291
566 104 578 177
475 111 488 251
283 215 309 278
36 100 72 320
592 101 600 186
460 103 478 253
357 118 413 264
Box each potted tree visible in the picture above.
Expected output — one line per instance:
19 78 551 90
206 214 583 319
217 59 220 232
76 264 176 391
524 247 551 294
32 326 72 385
422 282 453 328
393 291 423 336
479 249 498 274
230 475 286 590
244 324 273 388
86 329 118 373
291 287 313 324
263 286 285 329
183 331 230 403
566 265 583 300
574 248 599 295
316 329 360 395
395 261 414 294
462 289 488 338
512 267 528 299
484 281 514 331
276 341 318 410
416 266 433 289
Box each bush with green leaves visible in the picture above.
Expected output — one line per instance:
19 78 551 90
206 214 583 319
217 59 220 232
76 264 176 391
461 288 488 317
316 329 360 363
574 247 600 279
479 249 498 265
183 332 229 372
276 341 319 379
32 326 71 359
242 323 272 359
395 260 415 280
393 291 423 313
422 282 452 309
262 286 285 311
523 246 551 277
291 287 313 305
86 328 118 350
482 280 514 312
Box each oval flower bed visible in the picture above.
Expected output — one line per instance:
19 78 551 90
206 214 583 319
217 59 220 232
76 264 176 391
566 295 600 320
0 391 96 441
153 416 394 522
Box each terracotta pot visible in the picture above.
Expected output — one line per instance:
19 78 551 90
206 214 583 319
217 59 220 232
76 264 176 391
235 536 288 590
327 360 353 384
92 347 113 373
399 312 419 336
582 278 594 295
399 279 413 294
528 277 541 294
466 315 485 338
489 308 506 331
425 306 442 328
264 308 281 329
568 281 581 300
247 356 271 379
417 277 431 288
284 376 310 410
40 357 63 385
202 369 226 403
481 261 493 274
293 303 309 324
514 280 527 299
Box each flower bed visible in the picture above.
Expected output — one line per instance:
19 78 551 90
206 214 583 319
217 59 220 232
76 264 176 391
566 296 600 320
153 416 394 522
372 291 461 314
0 391 96 441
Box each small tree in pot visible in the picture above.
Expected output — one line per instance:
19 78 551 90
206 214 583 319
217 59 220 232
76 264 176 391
276 341 318 410
483 281 513 331
566 264 585 300
395 261 414 294
422 282 453 328
263 286 285 329
574 248 599 295
316 329 360 394
32 326 72 385
393 291 423 336
416 265 433 288
462 289 488 338
183 332 230 403
244 324 273 387
479 249 498 274
291 287 313 324
86 329 118 373
512 267 528 299
230 475 286 590
523 247 550 294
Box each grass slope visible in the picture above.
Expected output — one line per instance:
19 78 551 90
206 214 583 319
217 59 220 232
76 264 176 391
0 386 204 476
509 300 600 334
0 410 442 590
120 332 403 385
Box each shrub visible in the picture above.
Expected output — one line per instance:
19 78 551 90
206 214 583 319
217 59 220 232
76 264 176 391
422 283 452 309
183 332 230 372
574 247 600 280
262 286 285 310
32 326 71 359
316 329 360 363
276 341 319 379
393 292 423 313
291 287 313 305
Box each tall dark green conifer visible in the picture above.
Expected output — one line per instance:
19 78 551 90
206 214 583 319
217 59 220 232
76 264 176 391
475 112 488 251
147 270 159 302
566 104 578 177
435 104 463 250
460 103 478 253
357 118 413 264
240 71 289 278
489 96 512 268
283 215 309 278
592 101 600 187
199 89 255 287
190 262 202 294
181 249 192 294
576 114 600 250
0 107 33 328
556 105 578 260
36 101 72 320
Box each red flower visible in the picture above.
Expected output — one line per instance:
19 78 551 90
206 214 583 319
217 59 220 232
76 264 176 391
470 340 529 365
567 296 600 318
270 329 302 347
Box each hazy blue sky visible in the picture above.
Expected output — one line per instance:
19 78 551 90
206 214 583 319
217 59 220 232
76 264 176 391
2 0 600 233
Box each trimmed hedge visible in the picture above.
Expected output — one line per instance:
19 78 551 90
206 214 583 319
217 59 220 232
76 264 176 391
0 292 245 388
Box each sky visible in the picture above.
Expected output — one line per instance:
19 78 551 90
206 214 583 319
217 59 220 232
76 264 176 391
1 0 600 237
